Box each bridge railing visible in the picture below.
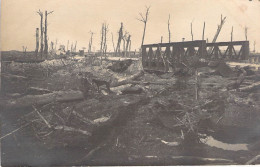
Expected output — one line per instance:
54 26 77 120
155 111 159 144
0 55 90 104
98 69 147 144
206 41 249 60
141 40 206 72
142 40 249 72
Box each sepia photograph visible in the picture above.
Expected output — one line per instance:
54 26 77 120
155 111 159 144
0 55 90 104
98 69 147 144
0 0 260 166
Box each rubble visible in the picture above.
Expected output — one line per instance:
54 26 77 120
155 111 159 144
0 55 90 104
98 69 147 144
1 54 260 166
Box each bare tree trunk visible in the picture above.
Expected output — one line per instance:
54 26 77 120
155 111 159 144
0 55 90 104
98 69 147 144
67 40 69 51
88 32 94 53
100 23 104 58
129 40 131 56
55 39 57 51
137 6 150 48
191 22 193 41
43 10 53 56
103 24 108 57
35 28 39 57
231 26 233 42
44 11 48 55
123 37 126 57
74 41 77 52
141 21 147 46
111 33 116 55
38 11 44 58
245 26 248 41
202 22 205 40
115 23 123 56
126 35 131 57
168 14 171 43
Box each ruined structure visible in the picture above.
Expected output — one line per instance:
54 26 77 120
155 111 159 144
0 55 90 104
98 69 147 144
142 40 249 72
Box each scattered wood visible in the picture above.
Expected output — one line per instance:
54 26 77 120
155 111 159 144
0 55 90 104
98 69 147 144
72 110 95 124
160 140 179 146
26 87 52 95
2 73 28 80
33 105 52 128
1 90 84 109
54 125 91 136
171 156 234 164
76 143 106 163
245 154 260 165
239 81 260 92
121 86 143 95
0 123 31 141
111 71 144 87
107 59 133 73
93 115 111 124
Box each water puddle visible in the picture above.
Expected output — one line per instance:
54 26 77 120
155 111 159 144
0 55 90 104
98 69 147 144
201 135 248 151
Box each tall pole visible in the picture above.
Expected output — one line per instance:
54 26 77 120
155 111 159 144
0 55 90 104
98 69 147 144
231 26 233 42
202 22 205 40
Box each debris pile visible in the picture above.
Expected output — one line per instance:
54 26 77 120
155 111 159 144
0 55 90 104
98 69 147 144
1 55 260 165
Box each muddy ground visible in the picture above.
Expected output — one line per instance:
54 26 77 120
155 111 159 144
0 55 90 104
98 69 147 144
1 55 260 166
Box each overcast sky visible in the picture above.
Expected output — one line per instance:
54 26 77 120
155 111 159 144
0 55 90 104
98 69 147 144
1 0 260 52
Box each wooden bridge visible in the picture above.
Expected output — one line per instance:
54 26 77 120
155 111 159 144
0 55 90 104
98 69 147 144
142 40 249 72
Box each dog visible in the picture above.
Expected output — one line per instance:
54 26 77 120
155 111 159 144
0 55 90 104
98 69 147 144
78 72 112 93
92 78 111 93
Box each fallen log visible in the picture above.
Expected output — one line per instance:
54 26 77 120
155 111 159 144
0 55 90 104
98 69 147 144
26 87 52 95
72 110 95 124
0 122 31 141
170 156 234 164
239 81 260 92
2 73 28 80
1 90 84 109
110 71 144 87
246 154 260 165
54 125 91 136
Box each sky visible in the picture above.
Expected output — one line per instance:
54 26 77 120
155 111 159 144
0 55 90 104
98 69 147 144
1 0 260 52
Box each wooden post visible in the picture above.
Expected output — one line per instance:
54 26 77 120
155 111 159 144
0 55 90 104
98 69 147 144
161 36 163 43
